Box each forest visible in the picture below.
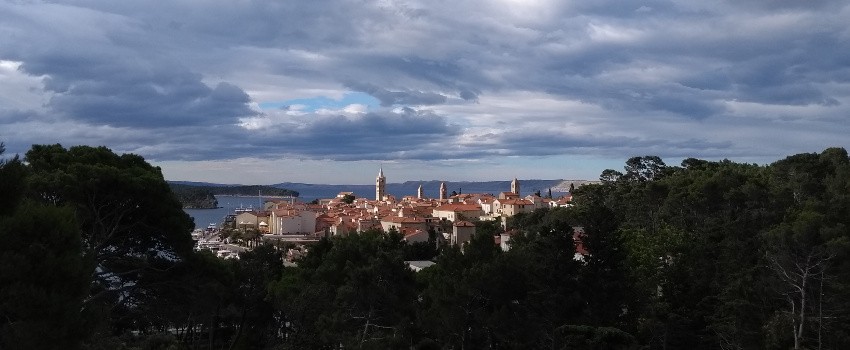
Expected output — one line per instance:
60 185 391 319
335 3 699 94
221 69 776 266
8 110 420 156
187 184 299 198
1 142 849 350
170 185 220 209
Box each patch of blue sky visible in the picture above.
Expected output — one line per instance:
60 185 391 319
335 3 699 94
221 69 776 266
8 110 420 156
259 92 380 112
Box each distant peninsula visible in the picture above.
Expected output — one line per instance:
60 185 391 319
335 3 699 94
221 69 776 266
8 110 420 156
169 183 300 209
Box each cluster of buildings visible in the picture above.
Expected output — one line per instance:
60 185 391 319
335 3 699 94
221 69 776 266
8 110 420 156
226 168 575 248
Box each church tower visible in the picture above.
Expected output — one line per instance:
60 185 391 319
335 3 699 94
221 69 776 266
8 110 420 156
417 185 424 199
376 167 386 201
440 182 447 200
511 177 520 196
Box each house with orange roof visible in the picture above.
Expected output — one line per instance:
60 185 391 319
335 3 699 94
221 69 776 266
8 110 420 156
315 213 337 233
269 208 318 235
329 220 359 236
492 198 534 217
476 197 494 215
498 191 520 200
402 229 430 243
447 193 474 203
307 204 326 212
336 191 355 198
264 199 284 211
432 203 483 222
451 220 476 246
380 216 428 234
358 217 383 232
524 194 548 210
550 194 573 208
266 200 308 211
234 211 270 232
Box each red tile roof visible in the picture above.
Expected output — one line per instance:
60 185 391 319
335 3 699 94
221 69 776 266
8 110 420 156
381 216 425 224
434 203 482 212
496 199 534 205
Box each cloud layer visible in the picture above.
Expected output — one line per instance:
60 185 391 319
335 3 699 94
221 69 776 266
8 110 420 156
1 0 849 182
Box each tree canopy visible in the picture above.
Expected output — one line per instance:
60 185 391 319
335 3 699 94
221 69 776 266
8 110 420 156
4 142 850 350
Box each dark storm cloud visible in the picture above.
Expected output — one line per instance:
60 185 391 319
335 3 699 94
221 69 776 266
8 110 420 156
724 50 847 106
646 95 725 120
463 128 735 160
264 108 461 161
18 51 256 126
132 107 461 162
1 0 849 167
1 2 258 128
41 75 257 127
0 108 41 124
338 55 489 104
678 70 732 91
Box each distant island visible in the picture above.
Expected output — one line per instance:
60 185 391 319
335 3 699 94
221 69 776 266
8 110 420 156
169 183 300 209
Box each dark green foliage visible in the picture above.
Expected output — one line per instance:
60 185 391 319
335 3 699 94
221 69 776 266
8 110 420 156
474 218 503 237
224 245 285 349
0 142 26 216
5 139 850 350
0 143 91 349
417 237 531 349
404 240 438 261
584 149 850 350
270 230 418 349
10 144 202 346
0 203 91 350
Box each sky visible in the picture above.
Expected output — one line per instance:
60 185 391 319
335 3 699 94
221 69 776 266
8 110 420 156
1 0 849 185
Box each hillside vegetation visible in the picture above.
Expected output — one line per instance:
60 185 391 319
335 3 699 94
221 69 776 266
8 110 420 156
3 142 850 350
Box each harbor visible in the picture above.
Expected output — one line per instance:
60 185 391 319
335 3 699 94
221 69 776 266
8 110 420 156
183 195 325 230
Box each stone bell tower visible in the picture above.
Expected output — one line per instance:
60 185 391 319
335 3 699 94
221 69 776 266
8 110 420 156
376 167 386 201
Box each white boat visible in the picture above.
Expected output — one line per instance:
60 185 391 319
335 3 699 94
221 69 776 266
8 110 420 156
191 229 204 240
216 249 239 259
194 240 221 252
234 204 254 213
